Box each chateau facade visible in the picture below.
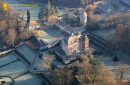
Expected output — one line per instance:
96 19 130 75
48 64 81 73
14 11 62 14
67 33 89 54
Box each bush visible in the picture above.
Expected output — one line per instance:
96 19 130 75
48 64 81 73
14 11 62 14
113 56 118 62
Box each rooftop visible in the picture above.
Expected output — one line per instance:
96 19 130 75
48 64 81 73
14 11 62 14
54 45 81 64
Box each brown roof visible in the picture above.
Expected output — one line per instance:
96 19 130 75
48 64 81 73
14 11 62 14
30 20 38 26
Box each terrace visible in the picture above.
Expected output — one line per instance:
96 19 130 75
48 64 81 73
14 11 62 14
0 44 50 85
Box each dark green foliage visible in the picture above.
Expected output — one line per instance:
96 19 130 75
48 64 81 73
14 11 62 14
113 56 118 62
38 0 60 21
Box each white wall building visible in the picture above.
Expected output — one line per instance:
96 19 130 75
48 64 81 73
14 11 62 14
67 33 89 54
79 10 88 25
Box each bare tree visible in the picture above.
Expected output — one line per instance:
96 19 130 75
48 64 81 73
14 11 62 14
42 55 54 70
0 4 33 46
116 64 129 81
0 20 8 32
51 69 73 85
76 54 99 85
3 29 17 46
19 29 32 40
76 53 117 85
99 64 117 85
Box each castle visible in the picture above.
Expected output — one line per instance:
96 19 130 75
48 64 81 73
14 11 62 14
77 8 88 25
67 33 89 54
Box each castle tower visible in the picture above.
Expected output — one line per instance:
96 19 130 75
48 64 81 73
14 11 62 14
75 33 81 53
68 33 75 54
79 10 87 25
84 35 89 51
83 11 87 25
67 33 90 54
68 33 81 54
